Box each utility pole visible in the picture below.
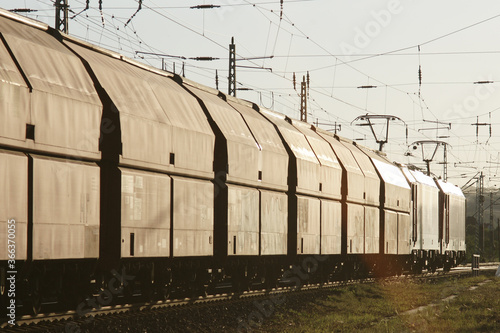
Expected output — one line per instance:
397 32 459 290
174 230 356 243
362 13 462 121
228 37 236 97
476 172 484 254
226 37 272 96
490 191 494 259
215 70 219 90
55 0 69 33
443 144 448 181
300 75 307 122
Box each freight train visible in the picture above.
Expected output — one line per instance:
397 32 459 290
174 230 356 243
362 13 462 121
0 9 466 315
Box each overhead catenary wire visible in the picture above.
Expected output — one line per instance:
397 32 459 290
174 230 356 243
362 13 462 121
16 0 500 185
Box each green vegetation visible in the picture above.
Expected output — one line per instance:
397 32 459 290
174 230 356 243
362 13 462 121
465 215 500 263
259 275 500 332
464 190 500 263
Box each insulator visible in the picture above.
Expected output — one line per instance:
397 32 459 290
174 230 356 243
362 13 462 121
190 4 221 9
11 8 38 12
190 57 219 61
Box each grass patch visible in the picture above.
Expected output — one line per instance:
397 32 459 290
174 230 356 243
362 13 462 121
393 278 500 333
258 275 499 332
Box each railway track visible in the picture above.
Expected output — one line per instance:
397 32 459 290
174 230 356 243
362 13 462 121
3 264 497 332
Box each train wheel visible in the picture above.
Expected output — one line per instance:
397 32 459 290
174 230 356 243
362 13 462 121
234 276 250 293
60 269 84 310
184 272 206 298
0 267 5 296
264 270 280 290
156 269 172 300
189 283 207 299
31 293 42 315
95 272 106 292
28 276 42 315
443 261 451 273
412 260 423 274
141 276 154 301
159 284 172 300
123 279 138 302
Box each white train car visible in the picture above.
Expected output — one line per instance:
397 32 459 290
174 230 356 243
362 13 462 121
401 167 440 272
436 179 466 270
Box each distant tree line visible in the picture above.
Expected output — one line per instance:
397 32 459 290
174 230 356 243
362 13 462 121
466 216 500 263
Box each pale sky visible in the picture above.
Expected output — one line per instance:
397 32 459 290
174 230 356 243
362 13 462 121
3 0 500 188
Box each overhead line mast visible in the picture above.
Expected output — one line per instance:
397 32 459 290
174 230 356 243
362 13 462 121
228 37 236 97
227 37 273 96
471 114 492 144
55 0 69 33
300 75 307 122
